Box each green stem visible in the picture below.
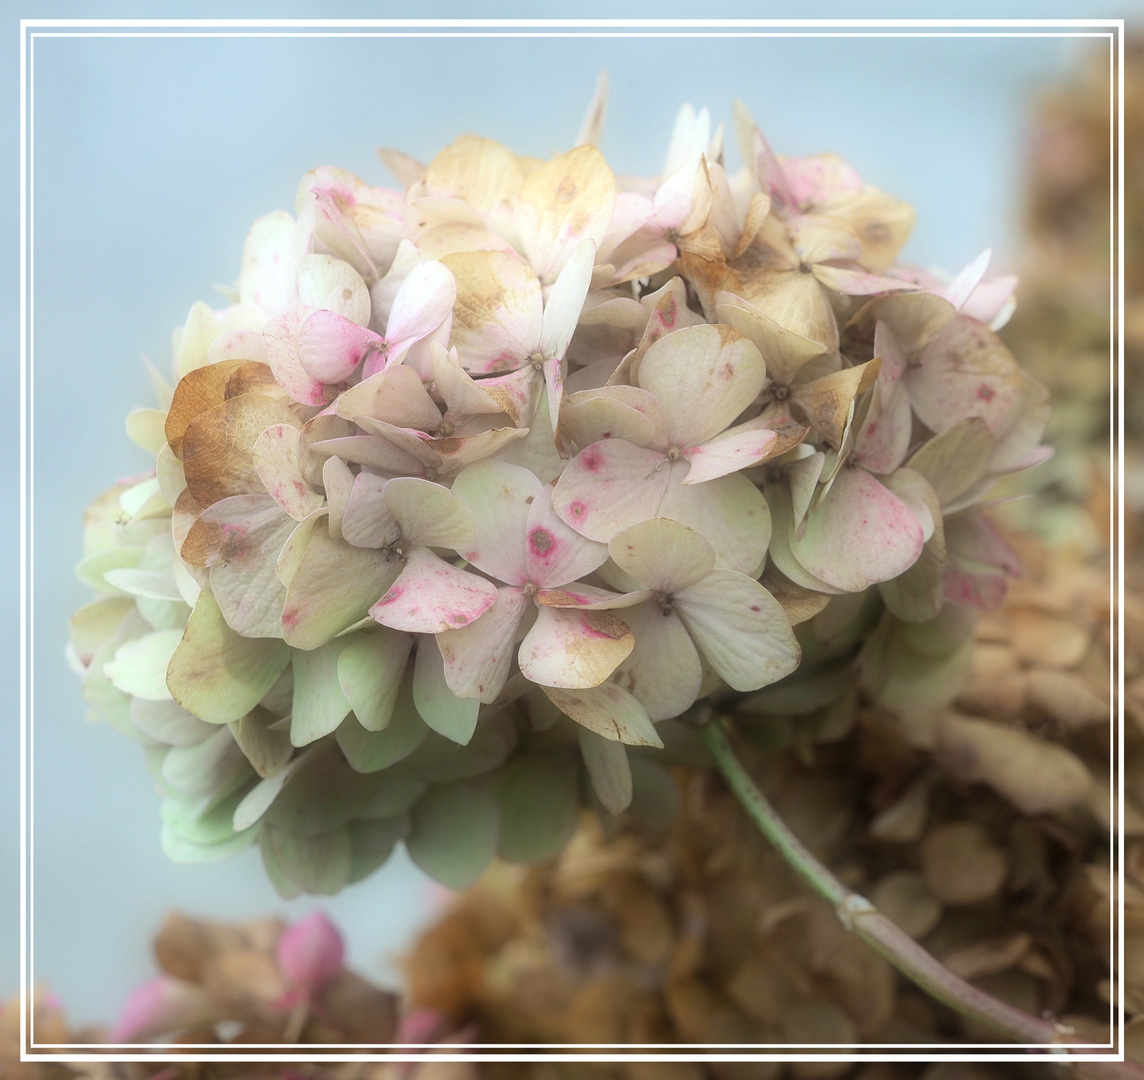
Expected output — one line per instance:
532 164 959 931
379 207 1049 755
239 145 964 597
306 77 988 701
699 716 1141 1077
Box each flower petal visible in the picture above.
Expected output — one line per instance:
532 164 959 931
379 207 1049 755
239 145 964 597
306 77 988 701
298 310 385 383
609 602 703 722
341 471 401 549
637 323 765 449
525 484 608 588
674 570 801 691
291 640 352 747
551 439 670 543
370 547 498 634
451 459 541 585
412 636 480 745
518 606 633 689
789 466 925 592
437 586 530 703
578 728 633 814
167 590 291 724
253 424 324 521
540 683 662 747
608 517 715 594
337 627 412 731
384 476 479 552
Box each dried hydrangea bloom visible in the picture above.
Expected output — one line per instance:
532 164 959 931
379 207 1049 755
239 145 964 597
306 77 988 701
71 83 1051 896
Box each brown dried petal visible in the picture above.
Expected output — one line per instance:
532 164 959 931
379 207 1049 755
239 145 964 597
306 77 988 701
921 822 1007 906
935 712 1092 815
165 359 247 458
182 394 300 508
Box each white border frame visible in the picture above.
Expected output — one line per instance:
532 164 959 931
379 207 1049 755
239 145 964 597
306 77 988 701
17 15 1127 1066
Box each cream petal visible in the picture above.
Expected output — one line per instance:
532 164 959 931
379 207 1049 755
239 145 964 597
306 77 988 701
656 463 771 576
811 263 918 297
674 570 801 692
167 591 291 724
608 602 703 723
541 683 662 747
281 529 402 650
296 253 371 327
384 476 479 551
341 471 400 548
440 248 542 372
450 460 541 585
558 385 668 451
334 365 442 433
714 291 826 388
322 455 355 541
514 145 616 283
638 324 765 450
608 517 716 594
437 586 530 704
518 606 633 689
370 547 498 634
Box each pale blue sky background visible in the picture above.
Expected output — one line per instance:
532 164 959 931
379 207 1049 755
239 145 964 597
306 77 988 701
5 2 1138 1039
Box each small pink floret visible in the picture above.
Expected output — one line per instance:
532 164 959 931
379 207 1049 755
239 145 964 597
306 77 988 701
276 910 345 995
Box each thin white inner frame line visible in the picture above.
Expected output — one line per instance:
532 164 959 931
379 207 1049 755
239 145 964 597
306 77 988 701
20 31 1117 39
20 19 1125 1060
16 16 1129 27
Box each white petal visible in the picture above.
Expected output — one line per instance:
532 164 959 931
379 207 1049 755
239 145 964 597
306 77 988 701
384 259 457 350
538 236 596 362
675 570 801 691
104 630 184 701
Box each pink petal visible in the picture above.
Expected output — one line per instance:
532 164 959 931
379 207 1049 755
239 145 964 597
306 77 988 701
109 977 218 1044
811 264 919 296
551 439 671 543
276 910 345 994
299 309 386 384
525 484 608 588
437 586 530 703
782 153 863 207
683 421 779 485
370 547 498 633
263 304 330 406
384 259 457 349
941 248 992 311
789 467 925 592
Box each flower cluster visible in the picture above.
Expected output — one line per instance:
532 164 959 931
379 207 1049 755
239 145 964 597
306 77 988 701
70 89 1049 896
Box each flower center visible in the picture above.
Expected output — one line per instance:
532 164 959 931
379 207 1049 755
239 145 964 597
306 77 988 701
666 446 682 461
528 352 546 370
522 582 538 598
656 592 675 616
438 419 455 438
771 383 790 402
798 260 812 274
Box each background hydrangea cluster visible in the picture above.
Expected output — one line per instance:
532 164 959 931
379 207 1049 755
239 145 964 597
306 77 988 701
68 91 1050 898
